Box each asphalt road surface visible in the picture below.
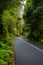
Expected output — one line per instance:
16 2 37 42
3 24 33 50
14 37 43 65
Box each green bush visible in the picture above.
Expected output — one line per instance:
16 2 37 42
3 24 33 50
0 59 8 65
3 33 14 46
0 49 13 64
0 49 10 62
0 42 10 50
23 0 43 44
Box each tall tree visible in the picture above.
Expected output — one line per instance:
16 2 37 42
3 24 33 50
0 0 23 39
23 0 43 44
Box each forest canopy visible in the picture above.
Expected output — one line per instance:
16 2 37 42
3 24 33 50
23 0 43 44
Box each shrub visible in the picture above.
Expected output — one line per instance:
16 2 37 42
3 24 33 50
0 59 8 65
0 42 10 50
0 49 13 64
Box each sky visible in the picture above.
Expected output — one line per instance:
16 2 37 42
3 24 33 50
20 0 26 17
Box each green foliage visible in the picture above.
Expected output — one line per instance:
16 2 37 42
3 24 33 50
4 33 14 46
0 59 8 65
23 0 43 44
0 49 13 64
0 42 10 49
0 49 10 62
0 41 13 65
0 0 23 38
0 0 24 65
32 0 43 8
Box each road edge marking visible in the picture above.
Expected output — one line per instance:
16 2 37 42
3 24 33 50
18 38 43 53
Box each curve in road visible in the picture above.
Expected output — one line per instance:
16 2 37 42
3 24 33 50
14 37 43 65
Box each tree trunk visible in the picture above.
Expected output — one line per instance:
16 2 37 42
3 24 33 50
0 10 3 40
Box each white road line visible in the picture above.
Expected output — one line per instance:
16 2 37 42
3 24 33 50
18 38 43 53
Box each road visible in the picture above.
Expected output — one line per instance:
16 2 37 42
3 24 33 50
14 37 43 65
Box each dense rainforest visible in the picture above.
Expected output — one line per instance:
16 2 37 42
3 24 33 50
23 0 43 45
0 0 43 65
0 0 23 65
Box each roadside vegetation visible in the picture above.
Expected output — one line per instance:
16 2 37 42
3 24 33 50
0 0 24 65
23 0 43 45
0 0 43 65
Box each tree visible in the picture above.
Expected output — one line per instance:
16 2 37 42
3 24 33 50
23 0 43 44
0 0 23 39
0 0 24 65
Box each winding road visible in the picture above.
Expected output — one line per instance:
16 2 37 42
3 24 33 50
14 37 43 65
